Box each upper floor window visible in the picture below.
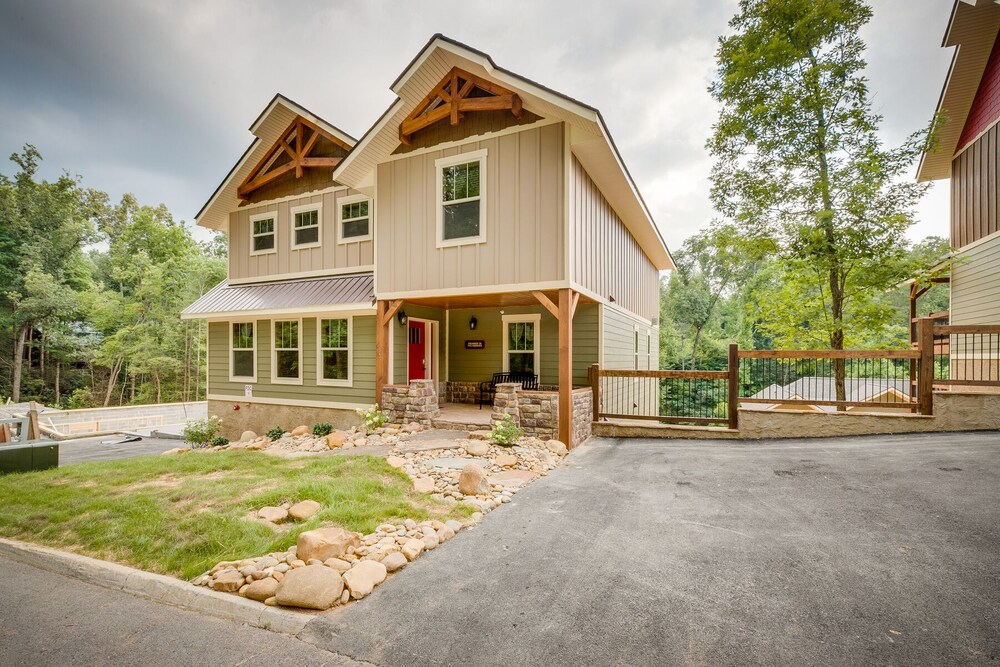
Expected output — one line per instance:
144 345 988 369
230 321 256 381
250 213 276 256
273 319 301 383
291 203 322 248
338 195 371 243
318 317 351 386
436 149 487 248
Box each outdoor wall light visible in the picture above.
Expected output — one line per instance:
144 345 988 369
397 309 408 326
469 315 478 330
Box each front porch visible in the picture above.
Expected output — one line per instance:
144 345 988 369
374 288 597 447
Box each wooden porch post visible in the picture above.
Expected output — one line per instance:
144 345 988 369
558 288 575 447
375 300 388 404
917 317 935 416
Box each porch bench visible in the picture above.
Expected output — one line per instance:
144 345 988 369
479 372 539 409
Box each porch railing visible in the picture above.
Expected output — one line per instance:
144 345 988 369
931 324 1000 389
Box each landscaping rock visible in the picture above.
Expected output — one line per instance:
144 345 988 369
412 476 436 493
161 448 190 456
546 439 568 456
465 440 490 456
326 431 348 448
386 456 406 468
459 463 490 496
495 452 518 467
239 430 257 442
212 570 245 593
468 430 493 440
436 525 455 543
244 577 279 602
296 526 361 562
257 506 288 523
445 519 463 533
288 500 321 521
290 425 310 436
381 551 408 572
401 538 424 561
324 558 351 573
274 564 344 610
343 560 387 599
422 531 440 550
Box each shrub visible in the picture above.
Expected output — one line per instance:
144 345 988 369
183 416 222 448
266 426 285 441
356 405 390 431
210 436 229 448
311 422 333 437
490 413 523 446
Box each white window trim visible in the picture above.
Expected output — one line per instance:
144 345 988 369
271 318 303 385
501 313 541 375
336 194 372 245
229 319 257 383
290 202 323 250
249 211 277 257
316 315 353 387
634 325 641 370
435 148 487 249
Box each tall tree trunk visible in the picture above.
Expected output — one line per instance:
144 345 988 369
690 326 704 370
55 361 61 405
103 356 123 407
11 322 29 403
39 331 45 383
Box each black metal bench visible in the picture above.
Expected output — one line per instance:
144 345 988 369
479 372 539 409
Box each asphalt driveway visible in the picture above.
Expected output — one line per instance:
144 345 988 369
303 431 1000 666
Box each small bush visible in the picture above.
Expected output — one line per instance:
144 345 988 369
210 436 229 448
490 413 523 446
266 426 285 441
311 422 333 437
183 416 222 448
356 405 390 431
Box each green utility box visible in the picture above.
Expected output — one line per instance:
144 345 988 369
0 441 59 474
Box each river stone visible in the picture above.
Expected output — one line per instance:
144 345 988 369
290 425 310 436
212 570 245 593
239 430 258 442
161 448 190 456
430 457 489 470
386 456 406 468
244 577 279 602
465 440 490 456
381 551 408 572
257 506 288 523
413 476 436 493
459 463 490 495
401 538 424 561
288 500 322 521
546 439 568 456
495 452 518 467
274 565 343 610
296 526 361 562
324 558 352 573
436 525 456 543
445 519 463 533
343 560 387 600
326 431 348 448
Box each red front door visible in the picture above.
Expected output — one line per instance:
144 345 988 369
408 321 426 380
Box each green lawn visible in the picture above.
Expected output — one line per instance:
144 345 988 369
0 451 471 579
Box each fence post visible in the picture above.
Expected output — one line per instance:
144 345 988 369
589 364 600 421
917 318 934 416
727 344 739 430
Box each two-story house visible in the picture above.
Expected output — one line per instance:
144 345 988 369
183 35 674 447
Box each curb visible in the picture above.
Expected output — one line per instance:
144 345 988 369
0 538 311 635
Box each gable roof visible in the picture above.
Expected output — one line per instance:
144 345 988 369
332 34 674 270
750 377 913 411
917 0 1000 182
195 94 357 230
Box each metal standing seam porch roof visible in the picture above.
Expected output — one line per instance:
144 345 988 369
181 273 375 320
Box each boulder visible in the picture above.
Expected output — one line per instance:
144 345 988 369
381 551 408 572
288 500 322 521
161 448 190 456
290 425 310 437
212 570 245 593
326 431 349 448
495 452 518 468
422 531 439 550
296 526 361 563
243 577 279 602
386 456 406 469
343 560 387 599
468 430 493 440
465 440 490 457
324 558 351 573
412 476 436 493
274 564 344 610
245 441 266 451
257 506 288 523
436 525 456 543
458 463 490 496
546 439 568 456
239 430 258 442
401 538 424 561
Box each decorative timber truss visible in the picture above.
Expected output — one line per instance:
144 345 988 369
238 116 352 200
399 67 523 144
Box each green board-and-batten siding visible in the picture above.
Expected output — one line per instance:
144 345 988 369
208 316 376 405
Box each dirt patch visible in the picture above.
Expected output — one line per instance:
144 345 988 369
125 474 181 491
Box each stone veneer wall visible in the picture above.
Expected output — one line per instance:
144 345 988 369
516 390 558 441
487 384 591 447
572 388 593 447
381 379 440 426
446 381 481 405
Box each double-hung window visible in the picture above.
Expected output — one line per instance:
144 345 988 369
502 314 540 376
230 322 256 381
436 149 486 247
338 195 371 243
250 213 276 255
273 320 301 383
318 317 351 386
291 203 321 248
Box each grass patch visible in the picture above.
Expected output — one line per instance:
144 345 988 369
0 452 472 580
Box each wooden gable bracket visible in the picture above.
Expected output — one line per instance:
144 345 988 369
237 116 353 199
399 67 523 145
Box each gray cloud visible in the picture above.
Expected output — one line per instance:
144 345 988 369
0 0 955 248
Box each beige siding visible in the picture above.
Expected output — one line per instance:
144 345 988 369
228 188 374 283
602 304 652 370
208 316 376 405
571 156 659 321
951 233 1000 325
375 123 566 295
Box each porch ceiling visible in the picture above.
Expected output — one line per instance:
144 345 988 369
397 289 596 311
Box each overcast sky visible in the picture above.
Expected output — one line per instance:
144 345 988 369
0 0 955 250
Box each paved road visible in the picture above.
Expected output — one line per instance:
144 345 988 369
302 431 1000 666
57 434 181 465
